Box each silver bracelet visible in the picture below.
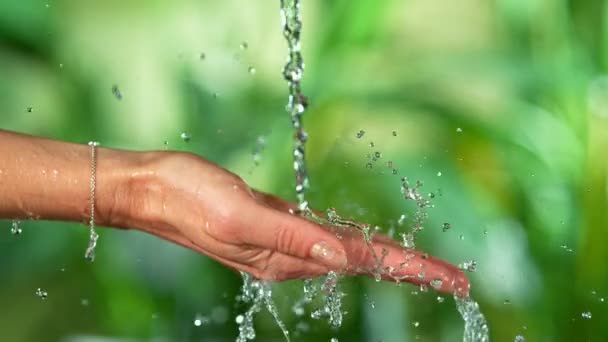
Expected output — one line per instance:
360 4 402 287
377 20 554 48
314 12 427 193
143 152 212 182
85 141 100 262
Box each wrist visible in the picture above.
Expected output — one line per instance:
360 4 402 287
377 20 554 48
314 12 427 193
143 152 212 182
96 150 175 233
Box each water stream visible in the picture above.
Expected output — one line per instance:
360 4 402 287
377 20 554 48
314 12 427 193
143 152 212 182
236 0 490 340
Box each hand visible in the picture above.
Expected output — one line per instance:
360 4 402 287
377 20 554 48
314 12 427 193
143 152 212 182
0 131 467 294
117 152 469 295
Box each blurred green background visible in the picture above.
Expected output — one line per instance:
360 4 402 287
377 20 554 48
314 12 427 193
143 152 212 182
1 0 607 341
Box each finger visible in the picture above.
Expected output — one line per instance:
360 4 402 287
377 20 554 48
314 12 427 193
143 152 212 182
252 190 325 217
253 190 296 212
146 226 329 281
337 229 469 296
235 204 348 271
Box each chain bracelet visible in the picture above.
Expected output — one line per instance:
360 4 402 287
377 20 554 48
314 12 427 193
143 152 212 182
85 141 99 262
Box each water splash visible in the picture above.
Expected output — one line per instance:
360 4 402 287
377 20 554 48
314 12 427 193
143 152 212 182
236 273 290 342
292 278 317 316
311 271 344 328
455 296 490 342
399 178 433 248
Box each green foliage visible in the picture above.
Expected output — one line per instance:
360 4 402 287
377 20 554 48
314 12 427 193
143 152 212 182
1 0 607 341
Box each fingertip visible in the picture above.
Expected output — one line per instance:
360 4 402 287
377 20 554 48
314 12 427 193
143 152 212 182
451 269 470 297
310 241 348 270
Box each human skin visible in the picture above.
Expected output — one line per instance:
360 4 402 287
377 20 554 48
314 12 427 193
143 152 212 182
0 129 469 295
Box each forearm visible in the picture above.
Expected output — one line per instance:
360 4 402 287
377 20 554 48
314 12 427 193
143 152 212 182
0 130 145 228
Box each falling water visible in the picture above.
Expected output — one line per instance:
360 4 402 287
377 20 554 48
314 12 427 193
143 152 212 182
233 0 490 340
456 296 490 342
281 0 310 212
236 273 290 342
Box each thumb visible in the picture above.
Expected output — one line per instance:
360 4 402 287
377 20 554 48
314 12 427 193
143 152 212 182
237 205 348 270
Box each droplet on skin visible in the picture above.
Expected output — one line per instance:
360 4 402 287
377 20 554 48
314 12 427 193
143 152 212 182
430 279 443 290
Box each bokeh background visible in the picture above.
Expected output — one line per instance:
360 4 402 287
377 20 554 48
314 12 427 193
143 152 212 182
1 0 607 341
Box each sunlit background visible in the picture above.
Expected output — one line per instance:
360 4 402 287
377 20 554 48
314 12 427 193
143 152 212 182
1 0 608 341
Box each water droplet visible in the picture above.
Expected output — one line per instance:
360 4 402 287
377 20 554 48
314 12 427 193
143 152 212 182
392 169 398 174
503 299 511 305
180 131 192 142
392 131 397 136
437 296 445 303
240 42 248 50
26 107 33 113
330 338 338 342
459 234 465 240
560 244 574 252
397 214 407 226
248 66 256 75
366 162 373 169
515 335 525 342
111 85 123 100
193 314 209 327
356 130 365 138
235 314 244 324
437 171 442 177
412 321 420 328
374 151 382 159
35 288 48 300
369 142 375 147
11 220 22 235
581 311 592 320
81 298 89 306
456 127 463 133
442 223 451 232
199 52 206 60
